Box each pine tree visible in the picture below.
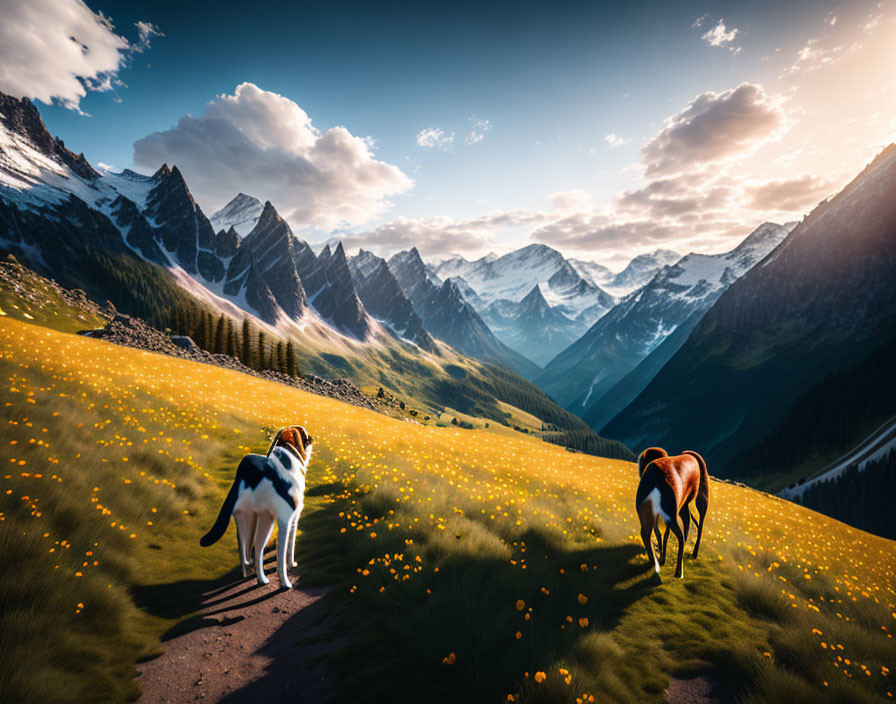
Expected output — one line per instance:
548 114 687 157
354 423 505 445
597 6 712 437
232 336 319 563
226 318 237 358
241 318 252 365
276 341 286 373
286 340 297 377
257 331 266 370
214 315 226 354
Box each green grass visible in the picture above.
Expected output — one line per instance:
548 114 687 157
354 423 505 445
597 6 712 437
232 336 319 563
0 317 893 704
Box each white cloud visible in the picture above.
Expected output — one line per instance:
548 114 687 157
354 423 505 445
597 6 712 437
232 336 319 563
340 216 494 256
784 38 861 74
604 133 627 148
132 82 413 229
416 126 454 149
0 0 160 111
547 189 592 212
642 83 785 176
746 174 832 211
465 116 492 145
701 19 739 48
862 14 883 33
692 13 711 28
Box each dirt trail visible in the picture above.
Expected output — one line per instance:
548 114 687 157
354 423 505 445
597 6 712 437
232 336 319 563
138 569 340 704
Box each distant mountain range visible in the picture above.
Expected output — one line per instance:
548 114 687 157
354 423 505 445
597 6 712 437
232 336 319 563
535 221 794 415
0 91 528 375
0 90 631 461
431 244 616 364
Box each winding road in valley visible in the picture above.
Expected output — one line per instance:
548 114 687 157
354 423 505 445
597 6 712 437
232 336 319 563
780 414 896 500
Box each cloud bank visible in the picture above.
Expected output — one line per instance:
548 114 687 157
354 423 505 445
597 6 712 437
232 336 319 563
642 83 785 176
0 0 160 111
133 82 413 229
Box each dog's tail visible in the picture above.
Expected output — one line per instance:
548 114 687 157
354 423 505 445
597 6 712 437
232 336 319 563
199 462 245 547
682 450 710 503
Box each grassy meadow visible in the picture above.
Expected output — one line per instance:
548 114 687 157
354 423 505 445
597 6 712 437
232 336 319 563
0 316 894 703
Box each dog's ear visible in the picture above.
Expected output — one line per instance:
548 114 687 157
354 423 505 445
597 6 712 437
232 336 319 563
297 425 313 447
283 427 307 462
266 428 285 457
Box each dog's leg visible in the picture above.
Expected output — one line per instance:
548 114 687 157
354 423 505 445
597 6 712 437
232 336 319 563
253 513 275 586
680 505 691 543
234 511 251 578
670 515 686 579
660 525 670 566
638 508 660 575
692 491 708 559
276 517 292 589
288 511 300 568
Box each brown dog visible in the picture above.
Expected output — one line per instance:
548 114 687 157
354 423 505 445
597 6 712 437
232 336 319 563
635 448 709 578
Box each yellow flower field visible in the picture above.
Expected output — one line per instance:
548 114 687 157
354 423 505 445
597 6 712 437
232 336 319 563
0 316 893 703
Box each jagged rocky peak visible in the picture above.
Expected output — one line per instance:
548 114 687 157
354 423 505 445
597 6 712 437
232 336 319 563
608 248 681 293
519 284 549 313
0 91 99 181
210 192 264 237
145 162 219 278
232 200 307 318
254 200 281 228
309 240 370 339
152 163 171 180
389 247 428 281
215 226 240 259
351 248 383 280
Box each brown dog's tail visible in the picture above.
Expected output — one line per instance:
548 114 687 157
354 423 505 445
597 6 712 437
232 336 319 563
681 450 710 503
638 447 668 477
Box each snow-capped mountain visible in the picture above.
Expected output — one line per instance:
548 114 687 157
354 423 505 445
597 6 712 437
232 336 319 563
222 200 307 322
535 222 792 414
482 284 582 366
348 249 436 351
605 249 680 295
432 243 615 325
388 248 540 377
568 258 614 287
210 193 265 237
0 91 379 340
604 145 896 473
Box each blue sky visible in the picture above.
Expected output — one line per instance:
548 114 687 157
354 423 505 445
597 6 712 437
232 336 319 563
6 0 896 264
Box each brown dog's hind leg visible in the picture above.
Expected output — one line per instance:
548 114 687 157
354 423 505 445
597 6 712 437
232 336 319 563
680 505 691 543
671 515 686 579
639 506 660 575
692 491 708 559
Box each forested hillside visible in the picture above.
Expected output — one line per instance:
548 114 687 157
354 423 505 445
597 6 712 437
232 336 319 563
797 450 896 540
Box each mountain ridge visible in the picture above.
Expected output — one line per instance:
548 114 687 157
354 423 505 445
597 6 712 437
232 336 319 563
602 144 896 474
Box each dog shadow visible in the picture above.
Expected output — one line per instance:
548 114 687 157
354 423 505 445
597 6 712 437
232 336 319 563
132 545 285 643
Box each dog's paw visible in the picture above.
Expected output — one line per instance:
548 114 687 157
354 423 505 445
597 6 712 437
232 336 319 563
257 574 270 586
290 561 298 568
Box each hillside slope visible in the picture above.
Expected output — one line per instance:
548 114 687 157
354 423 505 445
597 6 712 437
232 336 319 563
0 317 892 704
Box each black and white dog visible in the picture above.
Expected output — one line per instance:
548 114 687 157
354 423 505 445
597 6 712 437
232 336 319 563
200 426 313 589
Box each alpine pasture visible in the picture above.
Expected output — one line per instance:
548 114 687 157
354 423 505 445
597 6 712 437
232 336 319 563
0 317 893 703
